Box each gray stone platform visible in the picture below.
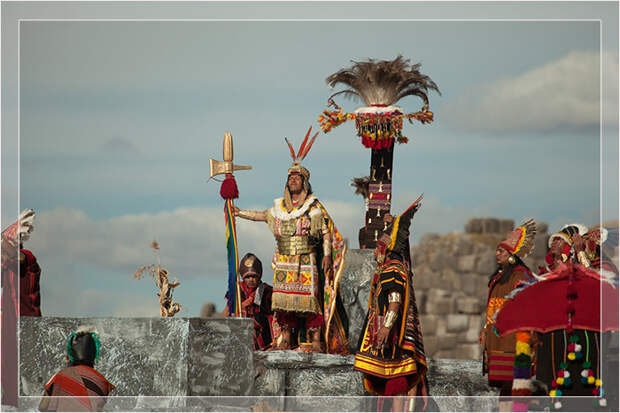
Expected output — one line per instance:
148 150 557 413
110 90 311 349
15 316 498 411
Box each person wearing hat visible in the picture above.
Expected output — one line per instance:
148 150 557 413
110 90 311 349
528 224 613 411
538 224 588 275
354 196 428 411
224 253 274 350
39 327 114 412
233 127 349 354
480 219 536 411
574 226 619 278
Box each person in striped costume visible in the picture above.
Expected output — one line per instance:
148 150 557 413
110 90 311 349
39 327 114 412
480 219 536 411
354 196 428 411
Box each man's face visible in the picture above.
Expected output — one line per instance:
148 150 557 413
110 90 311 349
550 236 568 257
243 273 259 289
495 247 511 267
287 174 303 194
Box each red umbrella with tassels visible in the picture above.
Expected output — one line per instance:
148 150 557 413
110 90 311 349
495 261 619 336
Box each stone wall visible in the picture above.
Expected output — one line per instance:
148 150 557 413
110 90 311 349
412 218 549 359
16 317 496 412
19 316 255 411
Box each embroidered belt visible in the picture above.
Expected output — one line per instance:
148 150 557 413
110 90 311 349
276 236 318 255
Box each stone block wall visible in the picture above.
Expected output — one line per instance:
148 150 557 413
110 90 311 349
411 218 549 359
19 317 254 402
15 317 498 412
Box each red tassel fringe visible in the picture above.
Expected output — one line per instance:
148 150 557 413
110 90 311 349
220 174 239 199
361 136 394 149
384 376 408 396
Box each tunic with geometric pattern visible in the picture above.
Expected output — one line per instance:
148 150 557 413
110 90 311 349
39 365 114 412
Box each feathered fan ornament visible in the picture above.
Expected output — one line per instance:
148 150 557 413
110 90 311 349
318 55 441 149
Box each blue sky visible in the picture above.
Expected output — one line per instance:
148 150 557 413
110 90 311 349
2 1 618 317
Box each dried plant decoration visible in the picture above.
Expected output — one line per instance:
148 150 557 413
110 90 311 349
133 240 182 317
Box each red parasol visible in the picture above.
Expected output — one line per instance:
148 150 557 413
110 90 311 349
494 262 619 336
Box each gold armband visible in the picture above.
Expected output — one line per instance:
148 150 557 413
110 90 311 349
383 311 398 329
388 292 402 304
577 251 591 268
238 209 258 220
323 234 331 257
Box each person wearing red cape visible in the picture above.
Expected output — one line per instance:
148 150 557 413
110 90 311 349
354 196 428 412
39 327 114 412
1 209 42 408
224 253 274 350
495 224 619 412
480 219 537 411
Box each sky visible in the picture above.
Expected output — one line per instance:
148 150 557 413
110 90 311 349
1 1 618 318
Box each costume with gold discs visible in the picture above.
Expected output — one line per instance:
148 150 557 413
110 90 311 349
237 127 349 354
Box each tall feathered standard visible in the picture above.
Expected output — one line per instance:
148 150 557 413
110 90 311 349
326 55 441 111
319 56 440 249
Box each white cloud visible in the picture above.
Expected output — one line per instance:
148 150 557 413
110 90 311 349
30 197 486 282
29 206 267 280
443 50 618 132
28 199 495 316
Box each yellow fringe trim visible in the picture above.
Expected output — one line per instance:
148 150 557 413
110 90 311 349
272 292 322 314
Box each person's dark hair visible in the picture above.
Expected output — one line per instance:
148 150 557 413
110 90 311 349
68 332 98 367
489 255 529 286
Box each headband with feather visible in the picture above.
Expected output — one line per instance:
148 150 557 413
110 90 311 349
286 126 318 179
498 219 537 259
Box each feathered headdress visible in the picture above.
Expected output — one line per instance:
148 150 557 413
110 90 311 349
66 325 101 364
1 209 35 246
383 193 424 255
285 125 318 180
548 223 588 248
326 55 440 109
351 176 371 199
319 55 440 149
498 219 537 259
283 126 318 211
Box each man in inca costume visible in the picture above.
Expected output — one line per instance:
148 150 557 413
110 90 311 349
354 196 428 411
234 127 349 353
480 219 536 411
2 209 41 407
39 327 114 412
492 223 619 411
535 224 616 411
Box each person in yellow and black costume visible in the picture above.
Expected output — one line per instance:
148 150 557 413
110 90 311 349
354 195 428 411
